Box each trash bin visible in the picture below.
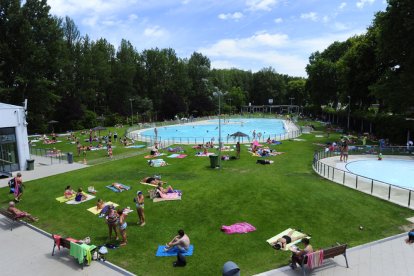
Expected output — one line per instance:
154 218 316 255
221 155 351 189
222 261 240 276
67 152 73 164
26 159 34 171
209 154 219 168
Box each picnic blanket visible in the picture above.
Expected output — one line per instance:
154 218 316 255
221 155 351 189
66 194 96 205
87 201 119 215
221 222 256 234
148 159 168 167
153 193 181 202
266 228 310 251
105 184 131 193
155 245 194 257
167 154 187 158
125 145 145 149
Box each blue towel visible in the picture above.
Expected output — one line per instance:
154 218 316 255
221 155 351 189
155 245 194 257
105 184 130 193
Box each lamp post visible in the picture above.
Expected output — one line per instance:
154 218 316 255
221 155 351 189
129 98 135 125
347 96 351 130
213 88 227 169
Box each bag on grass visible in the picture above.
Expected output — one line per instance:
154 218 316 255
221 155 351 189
173 252 187 267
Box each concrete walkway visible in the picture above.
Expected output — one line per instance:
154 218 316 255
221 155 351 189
255 233 414 276
0 155 88 188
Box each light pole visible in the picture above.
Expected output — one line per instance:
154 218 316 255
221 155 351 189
213 88 227 169
129 98 135 125
347 96 351 130
289 97 295 114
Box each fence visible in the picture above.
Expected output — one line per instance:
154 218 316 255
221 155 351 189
29 146 69 165
313 146 414 209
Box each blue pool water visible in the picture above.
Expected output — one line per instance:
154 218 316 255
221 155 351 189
140 118 286 143
346 159 414 189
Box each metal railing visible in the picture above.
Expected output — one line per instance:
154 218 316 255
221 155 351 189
29 146 68 165
313 146 414 209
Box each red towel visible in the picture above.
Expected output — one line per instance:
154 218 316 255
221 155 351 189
53 234 61 250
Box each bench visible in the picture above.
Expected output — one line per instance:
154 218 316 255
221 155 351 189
300 243 348 276
52 234 96 269
0 208 26 231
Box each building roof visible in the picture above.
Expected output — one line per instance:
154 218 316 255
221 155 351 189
0 102 24 109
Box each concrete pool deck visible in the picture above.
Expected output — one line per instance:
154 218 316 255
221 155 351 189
315 155 414 210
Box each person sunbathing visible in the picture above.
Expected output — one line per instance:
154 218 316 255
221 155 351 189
64 185 76 199
97 199 105 210
7 201 38 222
272 229 307 250
156 182 174 197
112 183 127 192
75 188 87 202
141 177 164 185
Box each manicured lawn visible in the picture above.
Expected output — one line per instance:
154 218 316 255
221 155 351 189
2 127 413 275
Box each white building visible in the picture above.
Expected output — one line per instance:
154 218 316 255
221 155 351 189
0 102 30 174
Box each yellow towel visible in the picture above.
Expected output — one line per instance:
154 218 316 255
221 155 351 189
87 201 119 215
55 194 75 203
266 228 311 251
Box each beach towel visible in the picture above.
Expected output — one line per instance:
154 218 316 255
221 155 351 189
307 250 324 269
148 159 168 167
139 182 158 187
195 152 214 157
177 154 187 158
105 184 131 193
144 153 166 159
266 228 310 251
153 193 181 202
167 154 180 158
56 194 76 203
87 201 119 215
125 145 145 149
66 194 96 205
155 245 194 257
221 222 256 234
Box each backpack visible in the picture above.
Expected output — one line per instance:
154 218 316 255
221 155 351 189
8 178 15 188
173 252 187 267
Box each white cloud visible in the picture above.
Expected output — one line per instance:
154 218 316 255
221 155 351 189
246 0 278 11
218 12 244 21
333 22 349 31
339 2 347 10
356 0 375 9
144 26 167 37
128 14 138 21
300 12 318 22
274 17 283 23
322 16 330 23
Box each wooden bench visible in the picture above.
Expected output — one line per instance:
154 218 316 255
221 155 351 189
300 243 348 276
0 208 26 231
52 234 95 269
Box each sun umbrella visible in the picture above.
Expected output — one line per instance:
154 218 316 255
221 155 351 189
230 131 250 142
48 120 59 132
92 126 107 136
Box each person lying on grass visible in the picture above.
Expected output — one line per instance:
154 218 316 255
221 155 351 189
8 201 38 222
271 229 307 250
155 182 175 197
111 183 128 192
141 177 165 185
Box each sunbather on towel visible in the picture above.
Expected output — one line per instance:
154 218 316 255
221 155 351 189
111 183 128 192
141 177 164 185
164 229 190 252
272 229 307 250
156 182 174 197
64 185 76 199
8 201 38 222
75 188 87 202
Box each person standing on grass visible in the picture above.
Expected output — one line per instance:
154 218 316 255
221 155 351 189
14 172 24 202
236 141 241 159
134 191 145 226
117 209 128 246
106 205 119 241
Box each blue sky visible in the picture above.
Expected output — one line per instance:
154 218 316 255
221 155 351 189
48 0 387 77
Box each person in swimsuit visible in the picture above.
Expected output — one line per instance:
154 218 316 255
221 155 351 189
272 229 307 250
134 191 145 226
8 201 38 222
111 183 127 192
106 205 118 240
290 238 314 269
342 142 349 162
64 185 75 199
117 209 128 246
75 188 87 202
141 177 164 185
156 182 174 197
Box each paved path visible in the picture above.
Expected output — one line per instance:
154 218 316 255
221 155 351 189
255 233 414 276
0 217 133 276
0 155 88 188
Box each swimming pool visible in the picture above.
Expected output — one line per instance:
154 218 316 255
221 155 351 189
346 159 414 189
138 118 290 144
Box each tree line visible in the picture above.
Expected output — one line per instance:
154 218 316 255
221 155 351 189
0 0 306 133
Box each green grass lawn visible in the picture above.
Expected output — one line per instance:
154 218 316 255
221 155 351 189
3 128 413 275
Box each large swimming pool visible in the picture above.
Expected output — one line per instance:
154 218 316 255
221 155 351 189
139 118 287 144
346 159 414 189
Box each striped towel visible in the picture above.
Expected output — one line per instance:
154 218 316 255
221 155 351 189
307 250 324 269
